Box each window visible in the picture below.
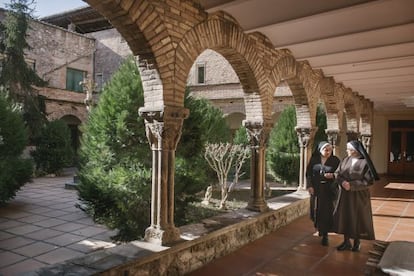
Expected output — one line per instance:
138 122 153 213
95 73 104 92
196 63 206 84
66 68 86 92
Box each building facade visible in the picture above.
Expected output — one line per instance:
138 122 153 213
1 8 95 153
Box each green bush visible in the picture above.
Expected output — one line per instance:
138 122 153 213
0 91 33 205
266 105 300 183
31 120 74 175
175 93 232 224
77 57 151 241
77 57 231 240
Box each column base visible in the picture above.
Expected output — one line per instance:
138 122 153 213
144 225 181 246
246 198 269 212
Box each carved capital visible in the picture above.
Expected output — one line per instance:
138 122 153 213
360 134 372 153
139 106 189 151
325 129 340 146
243 120 272 149
295 127 314 148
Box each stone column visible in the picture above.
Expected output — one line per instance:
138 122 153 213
244 120 271 212
325 129 340 156
139 105 189 245
360 134 372 154
295 127 312 190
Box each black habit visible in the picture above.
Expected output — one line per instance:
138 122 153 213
306 153 340 234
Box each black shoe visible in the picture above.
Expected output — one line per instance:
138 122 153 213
321 235 329 246
352 240 361 252
337 240 352 251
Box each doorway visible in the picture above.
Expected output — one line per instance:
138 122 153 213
388 120 414 181
60 115 82 166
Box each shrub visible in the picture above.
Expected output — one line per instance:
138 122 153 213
77 57 151 241
31 120 74 175
175 93 231 224
0 91 33 205
266 105 300 184
77 57 231 240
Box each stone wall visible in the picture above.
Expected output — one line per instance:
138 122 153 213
24 19 94 124
89 28 133 91
27 20 95 91
34 191 309 275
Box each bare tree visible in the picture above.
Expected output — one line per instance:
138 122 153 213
204 143 250 209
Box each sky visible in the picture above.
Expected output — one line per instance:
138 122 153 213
0 0 88 18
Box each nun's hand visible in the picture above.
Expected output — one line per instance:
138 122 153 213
341 181 351 191
308 187 314 195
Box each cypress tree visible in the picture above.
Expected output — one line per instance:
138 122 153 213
0 0 47 139
266 105 300 183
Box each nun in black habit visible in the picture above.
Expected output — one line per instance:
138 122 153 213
306 141 340 246
334 140 380 252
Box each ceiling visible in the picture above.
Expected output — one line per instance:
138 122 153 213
200 0 414 113
44 0 414 113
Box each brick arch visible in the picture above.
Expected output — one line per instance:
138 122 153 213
84 1 153 55
334 83 346 133
46 103 87 123
269 55 316 128
85 0 208 108
318 77 341 131
343 88 360 134
297 62 324 127
360 99 373 135
176 11 267 121
60 114 82 125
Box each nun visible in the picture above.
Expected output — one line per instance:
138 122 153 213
334 140 380 252
306 141 340 246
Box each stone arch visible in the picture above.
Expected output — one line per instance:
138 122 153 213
176 11 267 122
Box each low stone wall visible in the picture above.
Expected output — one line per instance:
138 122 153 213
34 191 309 275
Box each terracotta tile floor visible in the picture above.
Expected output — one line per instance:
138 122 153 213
188 177 414 276
0 171 413 276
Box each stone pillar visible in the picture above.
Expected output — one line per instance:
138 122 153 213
244 120 271 212
139 105 189 245
325 129 340 156
295 127 312 190
360 134 372 154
